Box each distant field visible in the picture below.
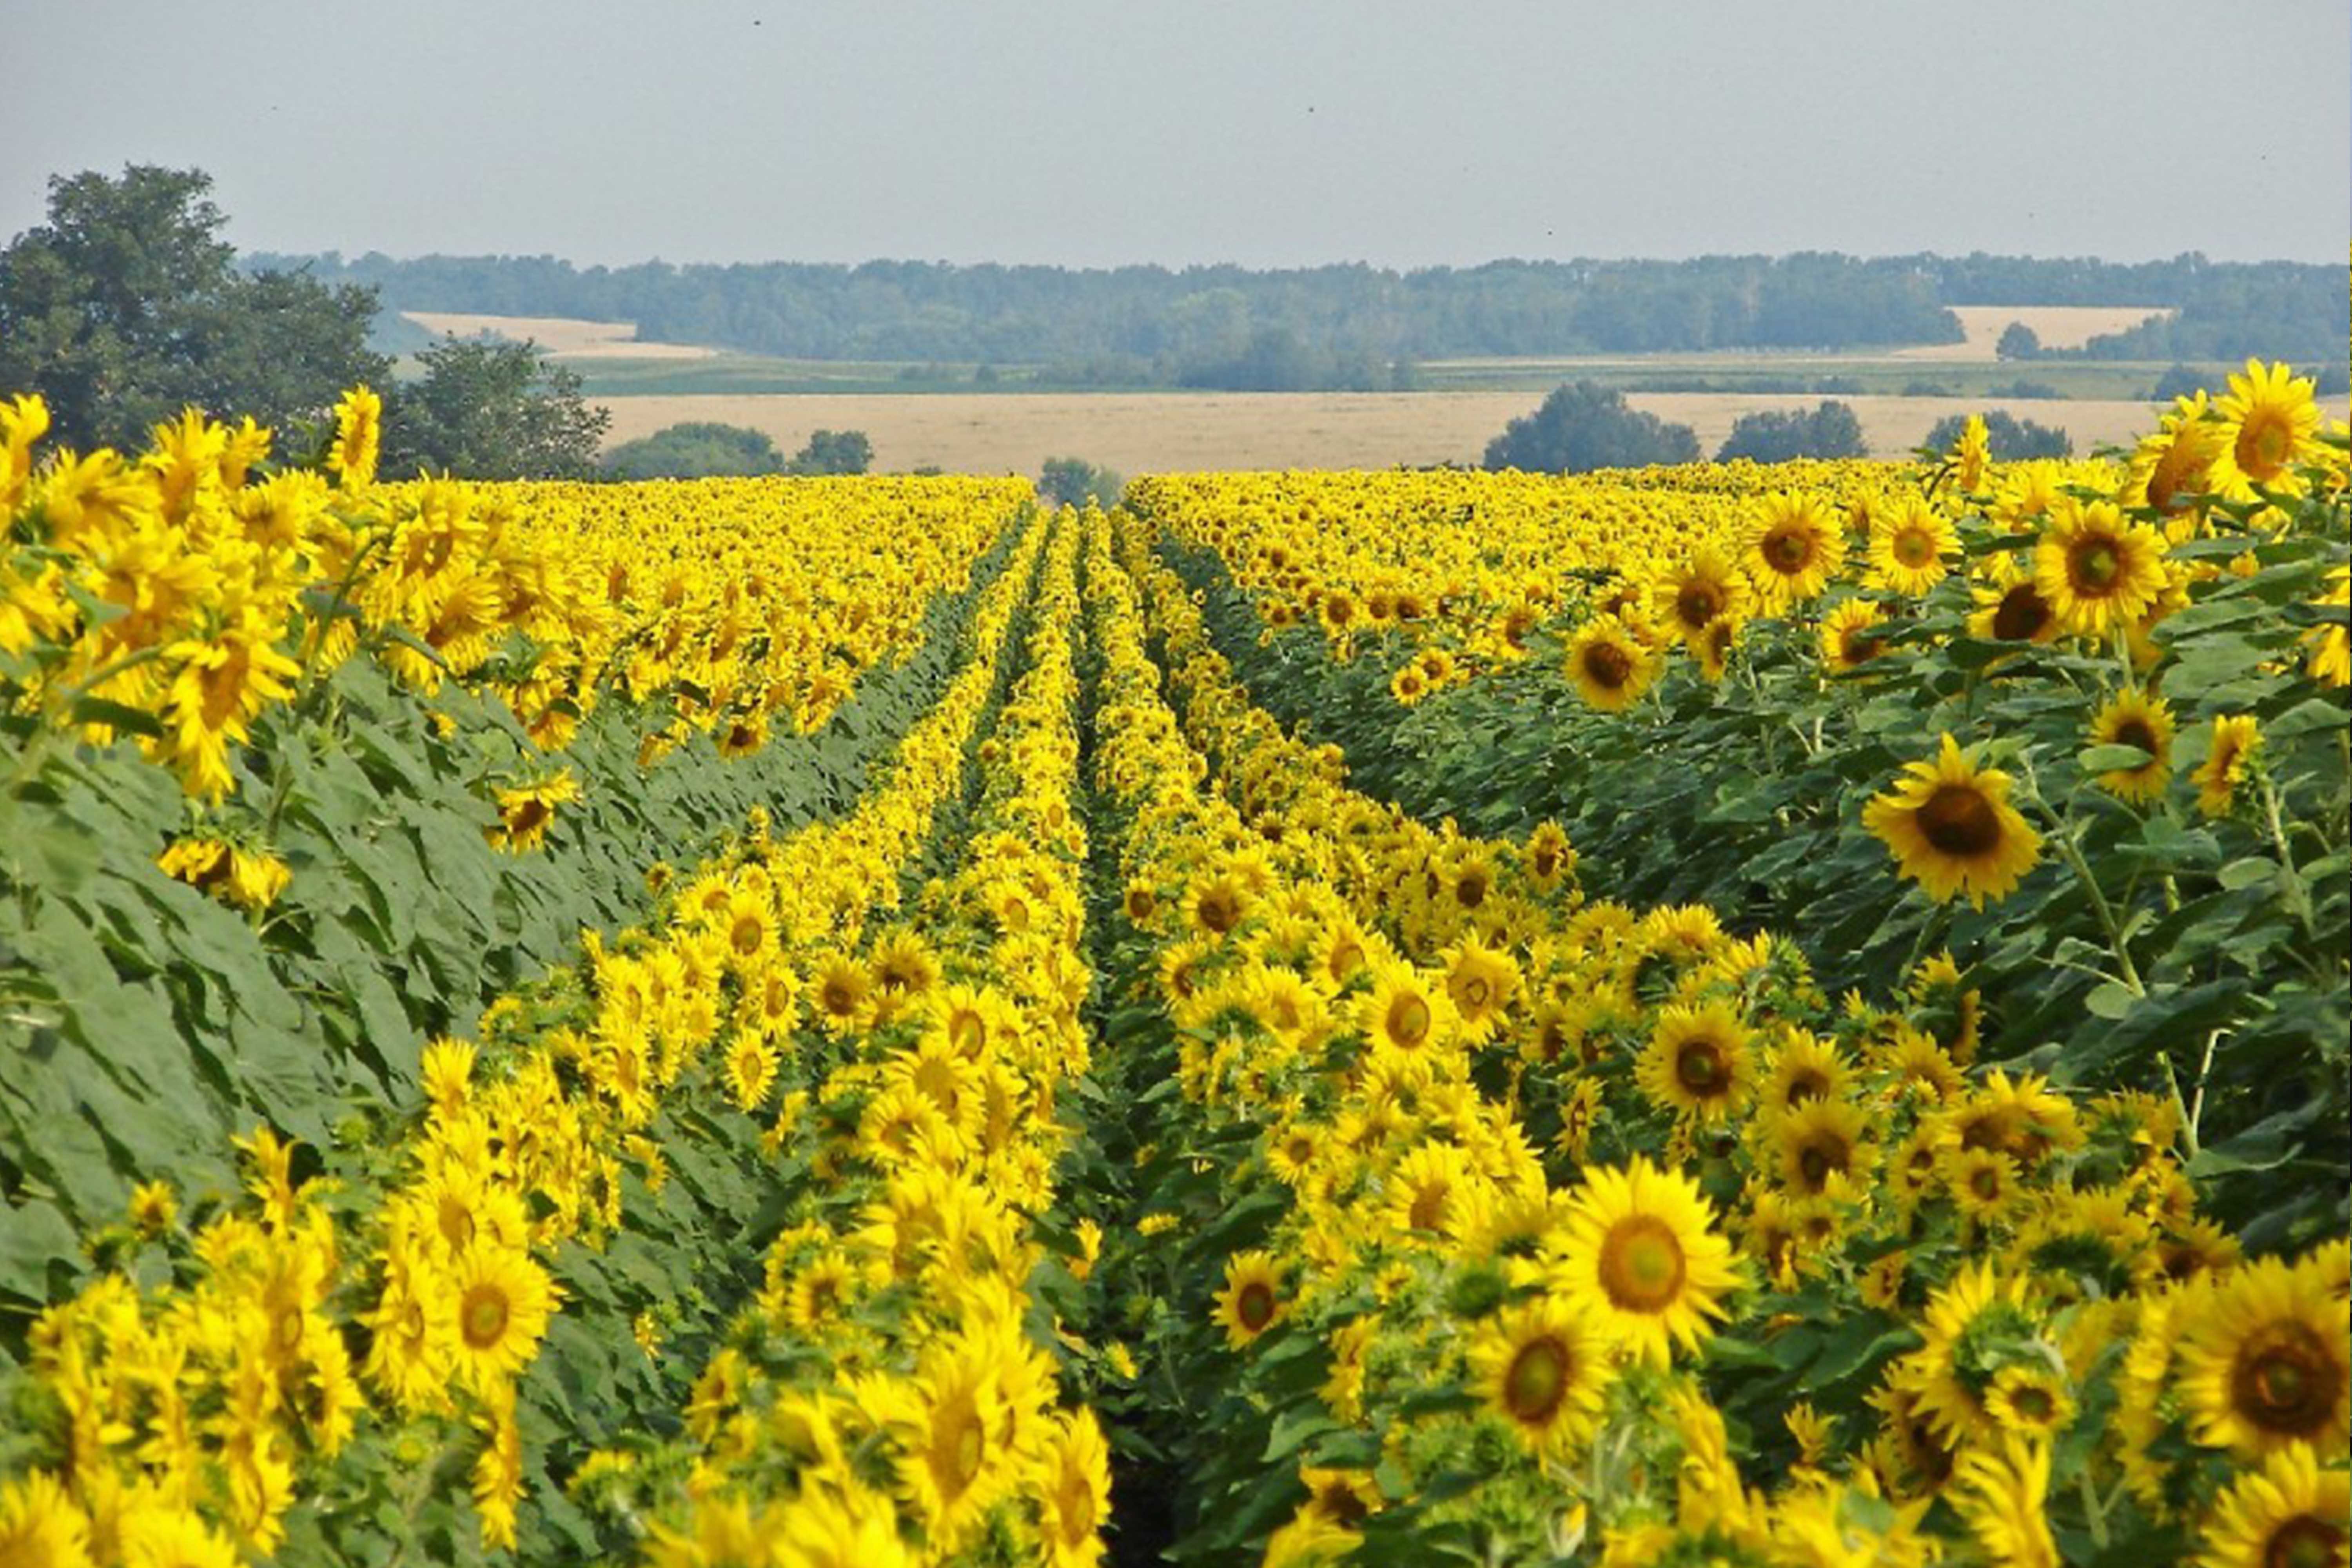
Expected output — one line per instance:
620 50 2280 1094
401 311 715 360
1892 304 2175 361
592 390 2298 473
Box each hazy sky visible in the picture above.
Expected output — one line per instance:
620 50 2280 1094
4 0 2346 269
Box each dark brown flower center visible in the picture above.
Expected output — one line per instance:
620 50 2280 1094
1236 1281 1277 1333
1992 583 2053 641
1583 641 1633 690
1504 1336 1570 1422
2236 1325 2339 1437
1916 785 2002 857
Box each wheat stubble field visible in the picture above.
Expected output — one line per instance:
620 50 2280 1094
593 388 2229 473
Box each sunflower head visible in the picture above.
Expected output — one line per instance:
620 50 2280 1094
1862 733 2043 909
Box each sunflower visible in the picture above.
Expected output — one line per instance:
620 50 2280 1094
2177 1253 2350 1460
445 1245 559 1394
485 770 580 853
1818 597 1891 673
1867 497 1955 596
1771 1097 1873 1200
1357 964 1457 1060
1745 492 1844 608
1036 1408 1112 1568
1635 1002 1754 1123
1863 733 2043 908
2085 688 2176 803
1985 1363 2076 1442
1215 1251 1286 1350
2213 358 2323 493
1442 939 1519 1046
1521 820 1576 892
2191 714 2263 818
2198 1443 2350 1568
1651 544 1751 647
888 1337 1012 1552
1552 1157 1740 1365
1468 1296 1612 1459
1951 412 1992 494
1896 1259 2042 1447
1760 1031 1849 1119
1951 1438 2058 1568
2033 498 2168 637
1189 871 1252 938
0 1471 90 1568
327 383 381 490
1563 615 1659 713
2308 567 2350 687
2125 391 2228 516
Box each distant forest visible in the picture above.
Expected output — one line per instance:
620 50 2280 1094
247 249 2348 391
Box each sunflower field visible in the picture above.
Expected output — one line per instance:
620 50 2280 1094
0 367 2345 1568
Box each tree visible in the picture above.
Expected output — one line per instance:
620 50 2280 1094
1715 400 1867 463
1994 321 2041 360
1038 457 1123 508
0 164 386 450
786 429 871 476
378 336 609 480
1923 409 2073 460
602 421 784 479
1482 381 1699 473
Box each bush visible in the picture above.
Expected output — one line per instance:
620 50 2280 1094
1714 400 1867 463
603 421 786 479
786 428 872 475
1995 320 2041 359
1038 457 1124 508
1483 381 1700 473
1923 408 2073 459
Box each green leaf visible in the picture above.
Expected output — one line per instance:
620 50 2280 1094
66 696 165 740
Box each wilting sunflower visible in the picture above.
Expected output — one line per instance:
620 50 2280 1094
2197 1443 2349 1568
1562 615 1659 713
2213 358 2323 493
156 835 292 912
1864 733 2043 908
1651 544 1751 647
1745 491 1844 609
1867 497 1955 597
2191 714 2264 818
1818 597 1891 673
1552 1157 1741 1365
1468 1296 1613 1459
1215 1251 1286 1350
2085 688 2176 803
1635 1002 1755 1123
2176 1253 2350 1460
2033 497 2168 637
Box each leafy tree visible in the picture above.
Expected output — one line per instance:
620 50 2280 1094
1038 457 1123 508
378 336 609 481
786 429 871 476
1483 382 1699 473
1924 409 2073 460
1715 400 1867 463
0 164 386 450
1994 321 2041 359
602 421 784 479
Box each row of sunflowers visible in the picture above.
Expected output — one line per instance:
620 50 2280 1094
0 465 1057 1561
1065 498 2346 1565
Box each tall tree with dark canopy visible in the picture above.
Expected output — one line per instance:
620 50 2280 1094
379 336 610 481
0 165 386 450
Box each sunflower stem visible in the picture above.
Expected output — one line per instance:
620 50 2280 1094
2021 754 2144 996
2256 775 2317 946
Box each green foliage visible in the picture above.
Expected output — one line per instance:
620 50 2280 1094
1483 381 1700 473
0 165 387 450
784 428 871 476
381 336 611 480
1714 400 1867 463
601 421 785 480
1995 320 2042 359
1924 408 2074 459
1038 456 1124 509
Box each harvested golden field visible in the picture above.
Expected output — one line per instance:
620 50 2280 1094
1891 302 2175 359
589 388 2327 472
401 310 716 359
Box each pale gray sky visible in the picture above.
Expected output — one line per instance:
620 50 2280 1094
4 0 2345 267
